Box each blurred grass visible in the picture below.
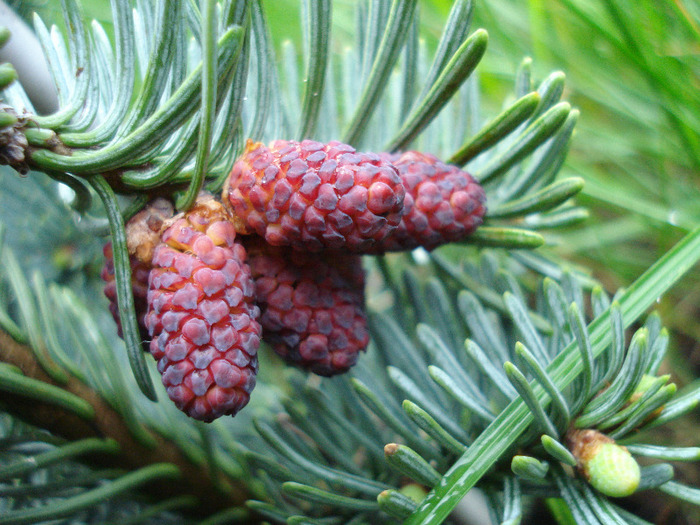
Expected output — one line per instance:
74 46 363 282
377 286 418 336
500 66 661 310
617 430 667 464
468 0 700 353
9 0 114 28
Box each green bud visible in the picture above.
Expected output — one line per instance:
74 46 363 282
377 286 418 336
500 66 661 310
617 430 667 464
398 483 428 504
568 429 640 498
586 442 640 497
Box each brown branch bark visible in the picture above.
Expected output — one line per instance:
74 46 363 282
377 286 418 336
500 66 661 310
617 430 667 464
0 327 254 518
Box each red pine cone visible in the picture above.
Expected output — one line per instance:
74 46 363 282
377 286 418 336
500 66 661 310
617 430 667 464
101 198 175 340
223 139 406 253
374 151 486 252
244 237 369 376
144 195 261 422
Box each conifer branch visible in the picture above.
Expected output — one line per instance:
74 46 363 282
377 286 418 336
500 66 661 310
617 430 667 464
0 326 252 517
1 1 697 523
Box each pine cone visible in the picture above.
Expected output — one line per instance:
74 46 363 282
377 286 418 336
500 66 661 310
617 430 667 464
373 151 486 252
144 195 261 422
245 237 369 376
101 198 175 340
223 139 406 253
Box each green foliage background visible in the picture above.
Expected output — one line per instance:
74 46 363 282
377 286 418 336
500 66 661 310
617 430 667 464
1 0 699 523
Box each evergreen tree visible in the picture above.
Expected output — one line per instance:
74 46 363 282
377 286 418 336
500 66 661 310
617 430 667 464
0 1 698 523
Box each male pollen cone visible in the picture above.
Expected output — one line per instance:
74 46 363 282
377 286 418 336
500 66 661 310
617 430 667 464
144 195 261 422
223 139 406 253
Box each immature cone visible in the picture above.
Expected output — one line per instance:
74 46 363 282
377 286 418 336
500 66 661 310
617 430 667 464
223 139 406 252
568 429 640 498
144 195 261 422
244 237 369 376
101 198 175 340
374 151 486 252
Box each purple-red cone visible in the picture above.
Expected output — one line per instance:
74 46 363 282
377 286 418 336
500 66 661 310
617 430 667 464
101 140 489 420
223 139 406 253
374 151 487 252
144 195 261 422
244 237 369 376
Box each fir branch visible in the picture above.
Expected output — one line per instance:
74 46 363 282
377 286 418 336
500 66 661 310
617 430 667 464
342 0 418 146
297 0 331 140
0 326 252 517
404 227 700 524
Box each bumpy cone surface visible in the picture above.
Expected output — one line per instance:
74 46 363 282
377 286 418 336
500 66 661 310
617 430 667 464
144 195 261 422
244 237 369 376
374 151 486 252
101 198 175 340
223 139 406 252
